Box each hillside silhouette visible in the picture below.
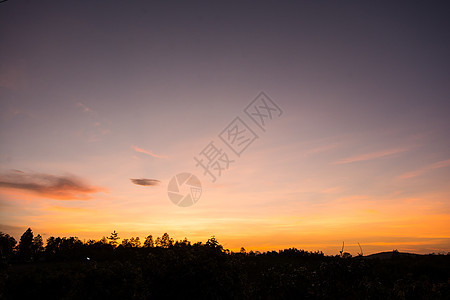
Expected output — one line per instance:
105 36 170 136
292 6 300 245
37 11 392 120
1 228 449 299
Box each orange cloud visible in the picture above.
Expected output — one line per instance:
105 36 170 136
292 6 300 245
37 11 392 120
0 170 105 200
333 147 409 164
132 145 167 158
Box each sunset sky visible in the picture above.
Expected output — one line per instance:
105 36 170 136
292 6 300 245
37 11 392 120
1 1 449 255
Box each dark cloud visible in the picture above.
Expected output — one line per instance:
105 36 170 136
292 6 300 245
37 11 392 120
0 170 104 200
130 178 160 186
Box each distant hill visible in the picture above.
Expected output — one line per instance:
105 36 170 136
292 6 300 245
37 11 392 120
365 251 421 260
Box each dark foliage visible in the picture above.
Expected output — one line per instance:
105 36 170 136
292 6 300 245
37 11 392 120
0 230 448 299
0 232 16 260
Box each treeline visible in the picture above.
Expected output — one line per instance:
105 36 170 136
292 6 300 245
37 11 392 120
0 228 214 262
0 228 327 263
1 228 449 299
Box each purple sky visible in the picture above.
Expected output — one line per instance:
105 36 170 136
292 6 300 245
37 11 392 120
1 1 449 254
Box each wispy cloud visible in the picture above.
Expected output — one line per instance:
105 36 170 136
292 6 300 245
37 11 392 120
398 159 450 179
75 102 111 142
130 178 161 186
76 102 93 113
0 170 105 200
333 147 409 165
132 145 167 158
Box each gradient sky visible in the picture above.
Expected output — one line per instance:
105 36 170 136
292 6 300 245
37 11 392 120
1 1 449 255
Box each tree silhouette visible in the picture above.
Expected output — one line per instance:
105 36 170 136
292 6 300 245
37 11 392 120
130 237 141 247
18 228 34 261
143 235 154 248
45 236 60 256
121 238 132 248
31 234 44 259
0 232 16 260
156 233 173 248
175 237 190 247
206 236 223 251
107 230 119 247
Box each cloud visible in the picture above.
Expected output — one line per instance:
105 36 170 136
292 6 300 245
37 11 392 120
76 102 93 113
0 170 105 200
333 147 409 165
130 178 160 186
398 159 450 179
132 145 167 158
75 102 111 142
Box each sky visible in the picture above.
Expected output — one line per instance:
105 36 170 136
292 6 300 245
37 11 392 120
0 0 449 255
